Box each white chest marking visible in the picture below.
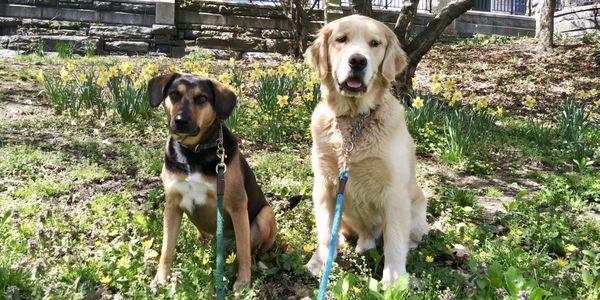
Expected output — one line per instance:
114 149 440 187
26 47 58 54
170 173 216 214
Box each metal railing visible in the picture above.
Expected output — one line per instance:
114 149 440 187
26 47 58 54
473 0 528 15
340 0 433 12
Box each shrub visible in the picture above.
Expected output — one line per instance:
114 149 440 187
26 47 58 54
55 42 75 59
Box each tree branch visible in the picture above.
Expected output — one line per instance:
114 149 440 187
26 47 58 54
406 0 474 63
394 0 420 47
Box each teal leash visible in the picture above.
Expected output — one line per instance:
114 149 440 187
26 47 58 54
317 171 348 300
215 122 226 300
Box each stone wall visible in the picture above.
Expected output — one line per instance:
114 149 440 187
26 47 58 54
555 4 600 36
0 0 538 57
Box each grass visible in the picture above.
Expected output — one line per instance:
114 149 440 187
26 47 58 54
0 38 599 299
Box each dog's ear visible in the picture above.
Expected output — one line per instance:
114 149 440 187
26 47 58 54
305 26 331 80
209 79 237 120
381 30 407 84
148 73 180 107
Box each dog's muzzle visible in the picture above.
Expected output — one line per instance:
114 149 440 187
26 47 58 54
339 53 368 94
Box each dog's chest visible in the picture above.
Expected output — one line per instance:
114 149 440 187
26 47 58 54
170 172 216 214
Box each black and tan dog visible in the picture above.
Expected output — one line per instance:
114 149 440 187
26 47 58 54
147 73 276 290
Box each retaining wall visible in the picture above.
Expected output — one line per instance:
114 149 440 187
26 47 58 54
555 4 600 36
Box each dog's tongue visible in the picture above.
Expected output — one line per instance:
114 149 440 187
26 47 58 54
346 79 363 89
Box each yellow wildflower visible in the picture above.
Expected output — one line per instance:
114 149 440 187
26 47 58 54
442 91 452 100
267 68 275 77
217 72 233 85
496 106 505 117
413 96 424 109
120 62 133 75
99 274 111 284
66 62 76 71
431 73 440 83
252 62 259 70
306 81 314 90
108 66 118 77
303 244 315 253
425 255 434 263
94 240 101 248
76 73 86 81
310 72 319 84
469 92 477 102
97 66 107 74
118 256 130 266
565 244 579 253
96 74 109 86
444 79 454 90
306 93 314 101
594 99 600 107
133 80 143 90
566 86 575 94
591 88 598 97
431 82 442 94
229 57 235 66
142 240 152 249
60 67 70 81
202 256 210 266
576 91 589 99
523 95 536 108
450 91 462 105
225 252 236 264
36 70 44 82
411 77 417 85
168 66 181 73
557 257 568 267
276 95 288 106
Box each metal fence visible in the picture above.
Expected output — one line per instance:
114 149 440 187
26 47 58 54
340 0 433 12
473 0 528 15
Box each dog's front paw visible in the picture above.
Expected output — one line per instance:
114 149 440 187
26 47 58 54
151 272 168 288
304 254 324 277
355 237 376 253
381 264 407 289
233 277 250 291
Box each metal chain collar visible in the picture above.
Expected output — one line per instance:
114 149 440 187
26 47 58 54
336 110 374 171
215 121 227 174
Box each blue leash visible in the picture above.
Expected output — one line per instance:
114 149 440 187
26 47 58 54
317 171 349 300
215 122 226 300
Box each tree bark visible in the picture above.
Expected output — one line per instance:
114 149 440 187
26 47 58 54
394 0 475 93
538 0 555 53
350 0 372 17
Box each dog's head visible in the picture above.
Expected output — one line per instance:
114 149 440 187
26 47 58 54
147 73 236 146
305 15 407 99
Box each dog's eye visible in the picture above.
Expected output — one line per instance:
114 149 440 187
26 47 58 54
169 92 180 101
195 95 207 104
335 35 347 43
369 40 381 48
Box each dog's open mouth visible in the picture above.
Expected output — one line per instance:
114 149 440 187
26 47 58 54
340 77 367 93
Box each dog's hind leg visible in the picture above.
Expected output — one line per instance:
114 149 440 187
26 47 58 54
250 206 277 253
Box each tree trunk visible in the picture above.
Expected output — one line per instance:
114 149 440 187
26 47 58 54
350 0 372 17
394 0 475 93
538 0 555 53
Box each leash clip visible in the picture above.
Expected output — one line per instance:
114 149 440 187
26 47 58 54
215 122 227 174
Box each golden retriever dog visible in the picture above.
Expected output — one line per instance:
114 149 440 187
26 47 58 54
303 15 429 287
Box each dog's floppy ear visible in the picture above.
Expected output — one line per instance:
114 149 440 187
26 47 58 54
305 26 331 80
209 79 237 120
147 73 180 107
381 29 407 84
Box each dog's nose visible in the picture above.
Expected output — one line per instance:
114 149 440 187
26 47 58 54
174 114 189 127
348 54 367 71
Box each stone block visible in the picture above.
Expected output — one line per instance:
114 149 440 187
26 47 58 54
156 0 175 25
152 24 176 35
89 25 152 40
105 41 149 53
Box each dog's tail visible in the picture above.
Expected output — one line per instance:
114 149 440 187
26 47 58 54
281 195 305 211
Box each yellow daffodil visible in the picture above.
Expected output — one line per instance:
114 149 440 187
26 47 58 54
443 91 452 100
306 81 314 90
225 252 236 264
413 96 424 109
591 88 598 97
306 93 314 101
431 73 440 83
229 57 235 66
252 62 259 70
523 95 536 108
411 77 417 85
120 62 133 75
450 91 462 105
94 240 101 248
36 70 44 82
276 95 289 106
96 74 109 86
133 80 143 90
469 92 477 102
202 256 210 266
431 82 442 94
425 255 434 263
444 79 454 90
566 86 575 94
66 62 76 71
108 66 118 77
303 244 315 253
475 97 489 110
576 91 589 99
310 72 319 84
76 73 86 81
267 68 276 77
594 99 600 107
168 66 181 73
565 244 578 253
217 72 232 85
496 106 505 116
118 256 130 266
557 257 568 267
293 93 302 104
60 67 70 81
97 66 107 74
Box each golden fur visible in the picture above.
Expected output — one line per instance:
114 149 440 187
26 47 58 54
304 15 428 288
